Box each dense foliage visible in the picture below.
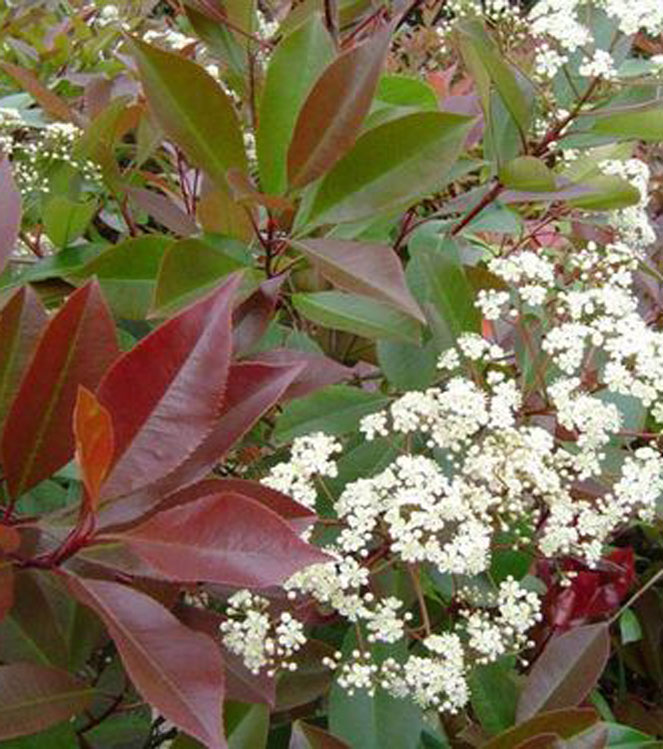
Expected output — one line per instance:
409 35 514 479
0 0 663 746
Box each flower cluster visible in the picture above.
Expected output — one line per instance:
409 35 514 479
0 115 100 197
219 590 306 676
531 0 663 81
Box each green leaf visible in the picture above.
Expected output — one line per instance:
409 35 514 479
592 105 663 142
76 236 172 319
328 632 426 749
42 196 97 249
257 13 335 195
274 384 389 443
499 156 556 192
377 338 438 390
469 658 518 736
152 236 248 316
128 37 247 193
407 227 480 349
0 722 78 748
569 175 641 211
225 702 269 749
86 713 152 748
302 111 471 227
619 609 642 645
293 291 423 344
375 74 438 110
456 19 532 135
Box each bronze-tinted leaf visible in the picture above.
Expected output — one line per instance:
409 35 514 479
102 491 329 587
64 574 226 749
287 22 393 189
0 286 48 428
1 281 119 499
517 625 610 721
0 156 21 276
0 662 94 740
97 275 241 501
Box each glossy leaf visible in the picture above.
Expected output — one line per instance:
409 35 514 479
619 609 642 645
77 235 172 320
592 105 663 142
1 281 119 499
126 187 198 237
275 384 389 443
73 386 114 511
469 658 519 735
569 175 641 211
455 19 531 135
176 603 276 707
290 721 350 749
291 238 424 322
101 491 329 587
97 274 241 501
287 22 393 189
128 37 247 192
0 561 13 624
0 663 94 740
517 624 610 721
484 708 599 749
257 13 335 194
407 228 480 349
252 349 353 400
302 111 471 227
0 155 21 276
0 63 79 124
97 360 303 527
152 237 246 317
499 156 556 192
64 574 226 749
226 702 269 749
233 276 285 357
42 197 97 249
0 570 69 668
293 291 422 344
0 286 48 428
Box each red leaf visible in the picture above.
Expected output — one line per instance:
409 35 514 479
114 478 317 535
0 286 47 427
0 662 93 740
0 156 21 276
126 186 198 236
96 359 303 528
101 492 329 587
74 386 114 512
291 239 425 323
539 549 635 631
287 23 393 188
232 275 285 358
0 63 81 125
0 562 13 623
253 349 353 400
97 274 241 501
1 281 119 499
176 603 276 706
64 574 226 749
517 624 610 721
483 708 599 749
0 524 20 553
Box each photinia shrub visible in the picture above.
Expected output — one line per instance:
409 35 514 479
0 0 662 747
